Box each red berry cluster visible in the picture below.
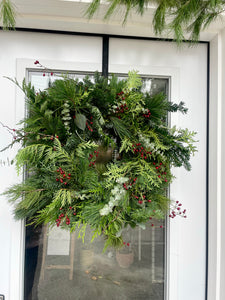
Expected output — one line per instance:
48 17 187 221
149 217 163 228
34 60 53 76
56 167 71 185
86 116 93 132
56 206 76 227
153 162 168 182
143 109 151 118
122 177 137 190
115 91 129 119
123 242 130 246
43 72 53 77
88 150 99 167
50 135 59 141
132 143 152 159
132 193 152 205
117 91 124 97
115 103 129 117
169 201 187 218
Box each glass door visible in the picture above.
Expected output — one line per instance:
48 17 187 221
24 71 168 300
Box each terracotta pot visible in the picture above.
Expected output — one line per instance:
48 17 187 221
95 147 120 164
116 251 134 268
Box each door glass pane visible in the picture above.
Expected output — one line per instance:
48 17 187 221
25 71 168 300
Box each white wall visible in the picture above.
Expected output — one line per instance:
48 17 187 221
0 30 102 300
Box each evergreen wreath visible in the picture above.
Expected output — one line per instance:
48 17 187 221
2 70 196 250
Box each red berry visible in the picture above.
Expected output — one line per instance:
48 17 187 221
160 225 163 228
51 72 53 76
148 200 151 203
138 200 143 204
151 224 154 227
43 73 45 77
123 242 126 245
127 243 130 246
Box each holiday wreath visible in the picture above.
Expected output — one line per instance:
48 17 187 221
2 70 196 249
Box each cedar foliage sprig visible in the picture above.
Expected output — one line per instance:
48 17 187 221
2 71 196 250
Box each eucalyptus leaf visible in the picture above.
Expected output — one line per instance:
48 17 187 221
75 114 87 131
137 223 146 230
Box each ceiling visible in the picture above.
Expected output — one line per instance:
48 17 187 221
2 0 225 40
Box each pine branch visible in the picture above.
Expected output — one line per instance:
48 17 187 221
0 0 16 30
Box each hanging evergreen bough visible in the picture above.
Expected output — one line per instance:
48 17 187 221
86 0 225 42
2 70 197 250
0 0 16 29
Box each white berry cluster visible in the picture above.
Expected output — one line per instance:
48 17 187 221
138 133 163 156
100 177 128 216
62 101 72 134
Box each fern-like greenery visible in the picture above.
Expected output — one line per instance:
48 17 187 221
2 71 196 249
